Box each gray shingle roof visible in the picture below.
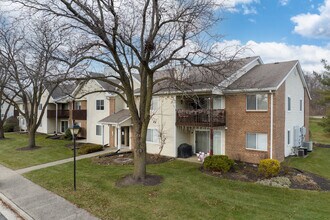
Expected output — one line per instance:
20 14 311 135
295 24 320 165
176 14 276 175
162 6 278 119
51 83 76 99
99 109 131 124
226 60 298 91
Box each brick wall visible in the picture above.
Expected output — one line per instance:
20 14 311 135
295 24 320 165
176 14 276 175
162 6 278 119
109 98 115 115
225 93 270 164
304 89 310 141
273 84 285 162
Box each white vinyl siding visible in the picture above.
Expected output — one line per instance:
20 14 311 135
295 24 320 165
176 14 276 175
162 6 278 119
147 129 159 143
246 133 267 151
96 125 102 136
246 94 268 111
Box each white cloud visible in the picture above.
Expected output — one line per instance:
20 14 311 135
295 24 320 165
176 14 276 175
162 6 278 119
242 5 257 14
214 40 330 72
291 0 330 39
279 0 289 6
220 0 259 13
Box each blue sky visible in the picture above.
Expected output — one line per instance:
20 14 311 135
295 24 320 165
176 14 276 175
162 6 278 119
214 0 330 72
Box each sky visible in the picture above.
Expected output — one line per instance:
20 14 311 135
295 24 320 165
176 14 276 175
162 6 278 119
216 0 330 73
1 0 329 73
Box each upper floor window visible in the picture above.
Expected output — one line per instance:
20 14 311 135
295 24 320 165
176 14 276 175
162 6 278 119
96 100 104 110
287 130 291 145
300 99 303 111
150 97 159 111
246 94 268 111
288 97 291 111
74 101 82 110
246 133 267 151
38 104 42 110
213 97 222 109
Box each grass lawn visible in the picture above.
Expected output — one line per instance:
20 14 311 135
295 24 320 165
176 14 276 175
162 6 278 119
25 159 330 220
285 118 330 179
0 133 73 169
309 118 330 144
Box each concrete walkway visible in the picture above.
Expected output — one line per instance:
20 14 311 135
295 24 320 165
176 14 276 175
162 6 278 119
16 147 116 174
0 164 99 220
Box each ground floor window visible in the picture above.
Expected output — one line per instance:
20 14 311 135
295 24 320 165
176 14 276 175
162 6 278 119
246 133 267 151
96 125 102 136
147 129 159 143
61 121 68 133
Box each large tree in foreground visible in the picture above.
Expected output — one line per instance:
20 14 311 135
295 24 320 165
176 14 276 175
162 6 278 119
0 17 78 148
12 0 233 180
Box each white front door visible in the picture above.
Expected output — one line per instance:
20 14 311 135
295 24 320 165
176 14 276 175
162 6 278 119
195 130 209 153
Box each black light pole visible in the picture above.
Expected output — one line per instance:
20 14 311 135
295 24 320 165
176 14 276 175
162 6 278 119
70 124 80 191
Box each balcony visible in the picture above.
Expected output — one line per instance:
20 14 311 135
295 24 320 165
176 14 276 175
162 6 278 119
176 109 225 127
47 110 69 119
72 110 87 120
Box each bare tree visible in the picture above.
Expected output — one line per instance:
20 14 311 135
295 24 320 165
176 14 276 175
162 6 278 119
11 0 233 180
0 66 13 139
0 17 79 148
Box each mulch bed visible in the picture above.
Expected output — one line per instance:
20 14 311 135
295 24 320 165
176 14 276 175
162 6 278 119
16 146 41 151
201 162 330 191
314 143 330 148
116 174 164 187
92 152 174 166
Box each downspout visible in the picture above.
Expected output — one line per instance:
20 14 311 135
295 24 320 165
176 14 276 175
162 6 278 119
102 125 105 147
270 91 274 159
55 103 58 134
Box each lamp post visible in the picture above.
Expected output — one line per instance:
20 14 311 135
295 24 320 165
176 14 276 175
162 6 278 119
70 124 80 191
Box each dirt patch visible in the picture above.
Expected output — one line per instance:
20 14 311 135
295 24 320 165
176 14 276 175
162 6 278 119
16 146 41 151
92 152 174 166
314 143 330 148
201 162 330 191
116 174 163 187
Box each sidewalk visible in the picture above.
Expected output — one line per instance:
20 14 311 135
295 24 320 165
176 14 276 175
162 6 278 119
0 164 99 220
16 147 117 174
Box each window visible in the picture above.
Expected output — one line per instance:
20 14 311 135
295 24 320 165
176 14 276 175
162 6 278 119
287 130 291 145
147 129 159 143
246 133 267 151
96 125 102 136
150 97 159 111
300 99 303 111
288 97 291 111
213 97 222 109
246 94 268 110
74 101 82 110
96 100 104 110
38 104 42 110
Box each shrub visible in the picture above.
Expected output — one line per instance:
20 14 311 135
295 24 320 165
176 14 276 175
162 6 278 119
64 128 72 140
3 116 19 132
78 144 103 155
203 155 234 173
258 159 280 178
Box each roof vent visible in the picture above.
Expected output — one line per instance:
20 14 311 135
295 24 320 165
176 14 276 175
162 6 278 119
274 62 279 64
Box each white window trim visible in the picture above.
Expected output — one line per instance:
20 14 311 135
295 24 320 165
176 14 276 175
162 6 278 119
146 128 160 144
96 100 105 110
246 94 268 111
246 133 268 151
96 125 102 136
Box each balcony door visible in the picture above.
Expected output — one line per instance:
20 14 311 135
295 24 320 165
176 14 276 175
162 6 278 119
195 130 209 153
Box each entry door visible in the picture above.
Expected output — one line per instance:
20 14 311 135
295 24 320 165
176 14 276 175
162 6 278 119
195 130 209 153
213 130 222 155
121 127 130 146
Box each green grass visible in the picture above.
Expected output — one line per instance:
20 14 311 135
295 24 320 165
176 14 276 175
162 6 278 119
25 159 330 220
284 118 330 179
0 133 73 169
309 118 330 144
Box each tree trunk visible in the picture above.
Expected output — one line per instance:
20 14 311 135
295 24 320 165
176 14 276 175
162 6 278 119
133 123 147 180
0 125 5 140
28 130 36 148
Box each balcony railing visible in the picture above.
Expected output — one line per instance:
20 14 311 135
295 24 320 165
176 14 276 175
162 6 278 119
72 110 87 120
176 109 225 127
47 110 69 119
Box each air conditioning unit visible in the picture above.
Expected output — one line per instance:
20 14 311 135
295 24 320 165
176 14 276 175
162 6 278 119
302 141 313 152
